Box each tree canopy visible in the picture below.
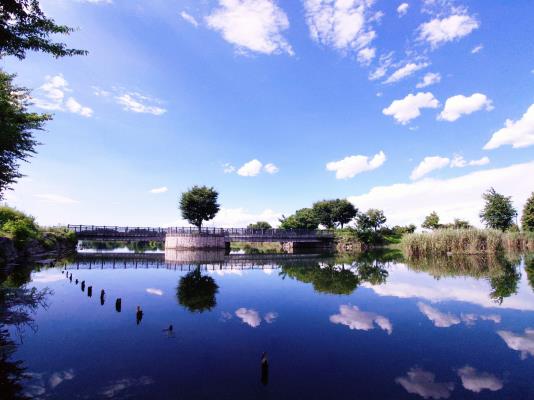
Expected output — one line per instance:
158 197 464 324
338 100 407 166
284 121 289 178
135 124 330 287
179 186 220 230
479 188 517 231
421 211 440 230
312 199 357 229
0 0 86 59
247 221 272 229
521 192 534 232
0 72 49 199
279 208 319 230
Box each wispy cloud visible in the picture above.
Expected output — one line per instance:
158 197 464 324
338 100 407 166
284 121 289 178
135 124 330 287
34 194 79 204
149 186 168 194
33 74 93 117
418 14 479 49
384 62 429 84
180 11 198 27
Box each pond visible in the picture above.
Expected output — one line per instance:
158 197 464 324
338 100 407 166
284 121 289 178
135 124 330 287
1 250 534 399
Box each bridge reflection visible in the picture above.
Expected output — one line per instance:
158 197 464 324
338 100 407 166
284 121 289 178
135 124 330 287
69 251 327 271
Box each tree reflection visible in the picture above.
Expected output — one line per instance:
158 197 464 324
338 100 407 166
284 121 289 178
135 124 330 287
279 253 392 295
177 266 219 312
489 256 521 304
0 263 54 399
526 254 534 291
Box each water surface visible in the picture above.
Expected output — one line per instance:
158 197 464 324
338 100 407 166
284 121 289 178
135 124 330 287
2 251 534 399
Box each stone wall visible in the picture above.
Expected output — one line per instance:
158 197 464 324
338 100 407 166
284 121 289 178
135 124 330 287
164 249 226 264
165 232 227 250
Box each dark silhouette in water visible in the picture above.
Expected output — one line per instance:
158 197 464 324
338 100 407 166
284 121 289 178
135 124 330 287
261 352 269 386
81 281 85 292
75 279 78 285
87 286 92 297
115 298 122 312
69 274 72 282
100 290 105 306
162 324 174 337
177 266 219 313
136 306 143 325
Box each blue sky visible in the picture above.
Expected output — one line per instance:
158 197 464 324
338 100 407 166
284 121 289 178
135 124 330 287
2 0 534 228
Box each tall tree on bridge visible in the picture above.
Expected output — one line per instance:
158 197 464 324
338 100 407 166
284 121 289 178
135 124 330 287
179 186 220 231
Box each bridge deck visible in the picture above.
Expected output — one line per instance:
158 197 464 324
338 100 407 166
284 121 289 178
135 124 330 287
68 225 334 243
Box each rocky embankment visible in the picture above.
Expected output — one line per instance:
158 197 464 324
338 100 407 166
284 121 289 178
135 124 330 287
0 234 76 267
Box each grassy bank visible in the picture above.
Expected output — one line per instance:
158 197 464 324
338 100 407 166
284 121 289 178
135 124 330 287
0 206 76 265
402 228 534 256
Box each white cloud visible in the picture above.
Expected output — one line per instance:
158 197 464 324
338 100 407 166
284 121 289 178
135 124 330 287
34 194 79 204
357 47 376 65
206 0 293 55
263 163 279 174
457 366 503 393
483 103 534 149
115 93 166 115
180 11 199 27
416 72 441 88
417 302 461 328
397 3 409 17
471 44 483 54
80 0 112 3
207 207 282 228
369 51 394 80
235 307 262 327
329 305 392 334
326 151 386 179
410 156 450 180
303 0 377 53
480 314 501 323
418 14 479 48
450 155 489 168
439 93 493 122
497 328 534 359
347 161 534 228
383 92 439 124
264 311 278 323
149 186 168 194
146 288 163 296
396 368 455 399
33 74 93 117
237 159 263 176
384 62 429 84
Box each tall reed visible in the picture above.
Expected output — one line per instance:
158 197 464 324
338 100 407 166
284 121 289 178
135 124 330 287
402 229 534 257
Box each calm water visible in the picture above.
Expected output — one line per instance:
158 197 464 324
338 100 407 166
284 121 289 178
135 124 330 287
2 251 534 399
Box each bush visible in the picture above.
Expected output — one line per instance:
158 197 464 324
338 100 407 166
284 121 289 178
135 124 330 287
0 206 40 249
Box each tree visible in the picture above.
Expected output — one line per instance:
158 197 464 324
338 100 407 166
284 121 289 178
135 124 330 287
479 187 517 231
177 267 219 313
0 72 50 199
279 208 319 230
522 192 534 231
247 221 272 229
312 199 358 229
422 211 440 230
179 186 220 231
452 219 472 229
0 0 87 60
365 209 387 232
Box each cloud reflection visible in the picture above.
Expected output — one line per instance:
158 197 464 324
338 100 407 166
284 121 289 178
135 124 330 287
417 302 460 328
100 376 154 398
146 288 163 296
457 366 503 393
497 328 534 359
330 305 392 334
395 367 454 399
264 312 278 323
235 308 262 328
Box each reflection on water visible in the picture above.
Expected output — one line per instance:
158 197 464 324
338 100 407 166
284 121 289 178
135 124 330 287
1 250 534 399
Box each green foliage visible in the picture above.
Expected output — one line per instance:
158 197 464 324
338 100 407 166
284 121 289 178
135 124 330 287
391 224 417 235
312 199 357 229
422 211 440 230
179 185 220 230
365 209 387 231
479 187 517 231
0 0 87 60
177 267 219 312
0 71 50 198
247 221 272 229
279 208 319 230
0 206 39 249
522 192 534 232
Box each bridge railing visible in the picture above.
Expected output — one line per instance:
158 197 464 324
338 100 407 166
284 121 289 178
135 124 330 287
68 225 334 238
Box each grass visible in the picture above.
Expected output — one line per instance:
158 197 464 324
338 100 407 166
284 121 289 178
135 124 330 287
402 228 534 256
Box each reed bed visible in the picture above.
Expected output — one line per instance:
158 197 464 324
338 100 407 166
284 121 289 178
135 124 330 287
402 229 534 257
